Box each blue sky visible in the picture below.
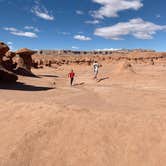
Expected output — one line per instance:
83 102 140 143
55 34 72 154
0 0 166 51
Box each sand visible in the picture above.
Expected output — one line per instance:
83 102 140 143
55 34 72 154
0 63 166 166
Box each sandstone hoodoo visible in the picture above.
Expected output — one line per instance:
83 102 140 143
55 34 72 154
2 56 13 71
0 42 18 82
32 50 166 68
15 48 37 76
2 51 17 71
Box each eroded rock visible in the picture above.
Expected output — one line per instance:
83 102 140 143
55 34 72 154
2 51 17 71
15 48 36 76
0 42 10 63
0 65 18 82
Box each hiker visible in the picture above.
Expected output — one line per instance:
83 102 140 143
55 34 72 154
93 61 99 79
68 69 75 86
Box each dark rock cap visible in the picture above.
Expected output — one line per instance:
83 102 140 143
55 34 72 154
0 42 9 55
15 48 37 56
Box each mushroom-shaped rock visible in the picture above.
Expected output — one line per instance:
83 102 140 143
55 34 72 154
15 48 36 57
0 65 18 82
15 48 36 76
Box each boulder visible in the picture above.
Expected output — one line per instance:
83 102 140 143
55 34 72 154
0 65 18 82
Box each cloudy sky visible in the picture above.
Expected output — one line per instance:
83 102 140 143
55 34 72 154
0 0 166 51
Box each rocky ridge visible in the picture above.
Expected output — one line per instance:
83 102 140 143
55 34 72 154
32 50 166 68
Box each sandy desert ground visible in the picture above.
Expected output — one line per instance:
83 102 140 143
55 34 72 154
0 63 166 166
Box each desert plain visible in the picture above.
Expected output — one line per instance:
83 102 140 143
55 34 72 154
0 52 166 166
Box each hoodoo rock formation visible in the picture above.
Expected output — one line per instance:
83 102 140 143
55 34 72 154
0 42 18 82
32 50 166 68
15 48 37 76
0 40 166 83
2 51 17 71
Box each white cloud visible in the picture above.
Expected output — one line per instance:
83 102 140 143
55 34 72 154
74 35 92 41
76 10 84 15
94 18 166 40
95 48 122 51
32 1 54 21
91 0 143 19
4 27 17 31
11 31 38 38
85 20 100 24
24 26 39 32
4 27 38 38
72 46 79 49
7 41 13 45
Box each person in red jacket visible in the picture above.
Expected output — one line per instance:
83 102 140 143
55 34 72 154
68 69 75 86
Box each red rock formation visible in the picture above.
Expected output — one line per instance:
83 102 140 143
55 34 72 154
0 42 9 63
2 51 17 71
15 48 36 76
16 48 36 71
31 50 166 68
5 51 16 58
0 42 18 82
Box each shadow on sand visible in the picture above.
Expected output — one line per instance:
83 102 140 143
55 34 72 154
38 74 59 78
0 82 54 91
13 68 40 78
73 82 85 86
97 77 109 83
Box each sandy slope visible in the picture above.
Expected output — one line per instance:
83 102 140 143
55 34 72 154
0 63 166 166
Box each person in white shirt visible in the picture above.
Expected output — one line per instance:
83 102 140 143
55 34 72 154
93 61 99 79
